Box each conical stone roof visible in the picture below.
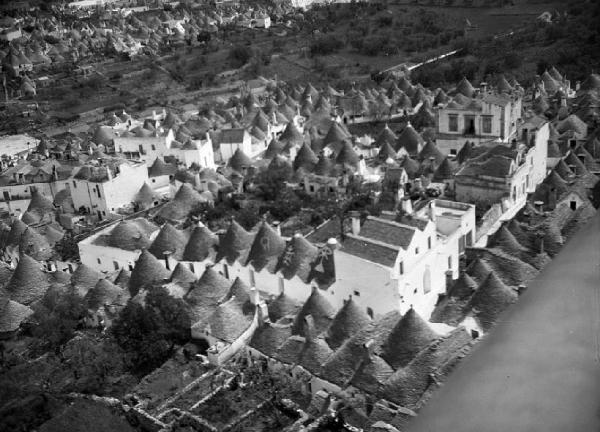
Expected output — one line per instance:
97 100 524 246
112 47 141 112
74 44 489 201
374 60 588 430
128 250 171 296
183 224 218 261
148 223 188 261
5 254 50 306
468 271 517 330
380 308 437 369
325 298 371 350
71 263 102 297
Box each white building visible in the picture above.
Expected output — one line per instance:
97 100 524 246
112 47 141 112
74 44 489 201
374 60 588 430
115 129 214 169
436 93 523 156
219 129 252 162
71 160 148 220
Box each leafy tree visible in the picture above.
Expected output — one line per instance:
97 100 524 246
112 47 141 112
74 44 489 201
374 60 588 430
112 286 190 375
31 288 86 353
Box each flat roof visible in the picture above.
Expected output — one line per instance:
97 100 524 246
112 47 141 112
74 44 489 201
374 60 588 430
0 134 38 157
406 213 600 432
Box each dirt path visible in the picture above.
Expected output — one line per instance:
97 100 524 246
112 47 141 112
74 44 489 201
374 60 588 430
407 212 600 432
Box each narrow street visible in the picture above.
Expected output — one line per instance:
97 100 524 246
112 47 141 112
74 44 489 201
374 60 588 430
407 212 600 432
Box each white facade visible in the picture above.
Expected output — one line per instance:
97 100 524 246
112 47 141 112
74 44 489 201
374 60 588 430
219 129 252 162
71 162 148 219
436 95 522 155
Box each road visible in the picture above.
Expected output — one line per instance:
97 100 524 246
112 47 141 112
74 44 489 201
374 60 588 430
407 212 600 432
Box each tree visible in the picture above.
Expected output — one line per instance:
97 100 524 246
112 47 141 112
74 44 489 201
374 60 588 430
229 45 253 68
31 288 86 353
111 286 190 375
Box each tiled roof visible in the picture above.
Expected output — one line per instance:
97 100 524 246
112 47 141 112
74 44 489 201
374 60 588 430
341 235 399 268
220 128 247 144
359 217 416 250
267 293 301 323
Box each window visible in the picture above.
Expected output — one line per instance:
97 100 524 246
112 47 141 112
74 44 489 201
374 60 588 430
152 178 156 183
450 149 457 156
189 263 194 272
97 258 101 265
366 307 374 319
249 269 255 287
448 114 458 132
448 256 452 269
113 261 119 270
309 185 315 192
399 261 404 275
482 116 493 134
415 247 419 255
427 237 431 249
151 144 156 151
570 200 577 210
354 290 360 297
73 181 77 188
223 264 229 279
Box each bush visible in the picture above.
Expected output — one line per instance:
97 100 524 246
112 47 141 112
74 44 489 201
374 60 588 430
229 45 253 68
309 35 344 56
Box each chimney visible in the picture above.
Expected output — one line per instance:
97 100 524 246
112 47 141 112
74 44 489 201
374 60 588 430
445 270 454 293
401 197 413 215
414 177 423 190
428 200 436 223
272 220 281 236
257 299 270 325
480 82 488 94
163 250 172 270
349 210 361 235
